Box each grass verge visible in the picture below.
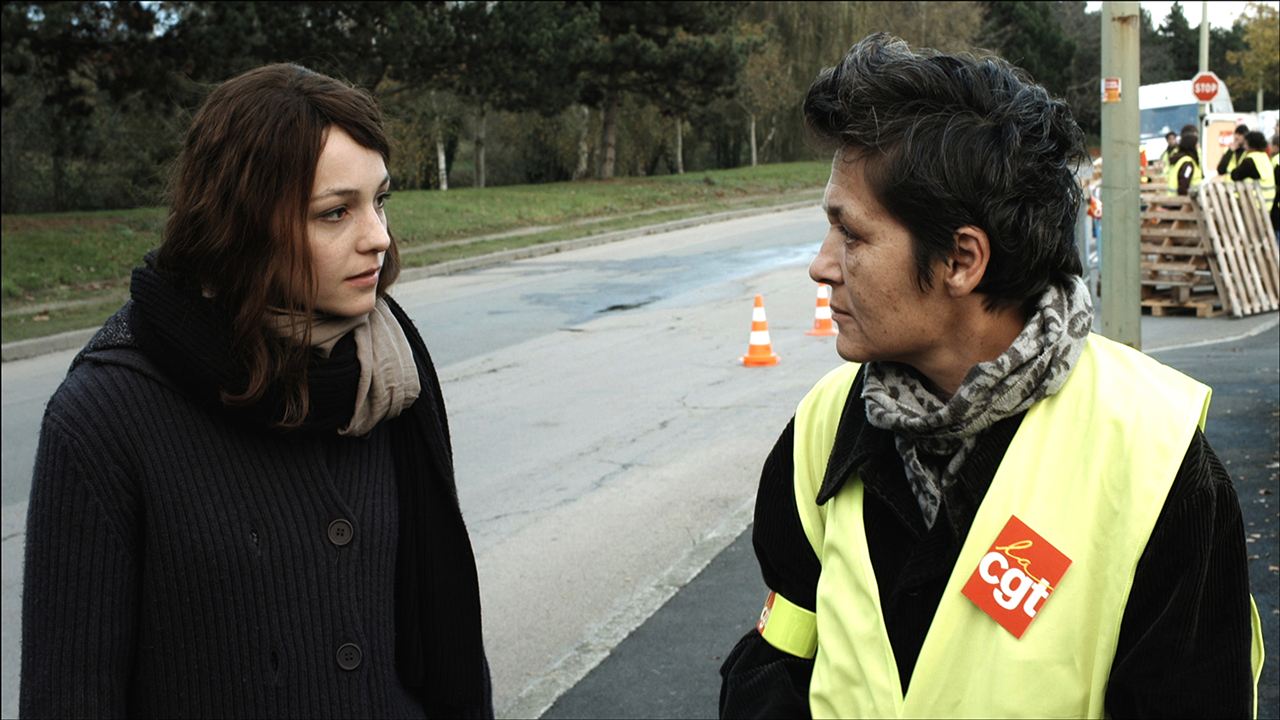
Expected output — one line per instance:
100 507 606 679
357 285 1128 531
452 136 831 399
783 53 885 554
399 191 818 267
1 161 827 344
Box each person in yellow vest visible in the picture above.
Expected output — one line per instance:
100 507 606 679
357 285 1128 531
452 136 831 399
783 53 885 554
1271 135 1279 238
1229 131 1277 209
1165 131 1202 196
719 33 1263 720
1218 124 1249 176
1159 131 1178 166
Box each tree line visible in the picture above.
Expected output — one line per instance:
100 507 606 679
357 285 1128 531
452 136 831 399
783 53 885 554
2 1 1276 214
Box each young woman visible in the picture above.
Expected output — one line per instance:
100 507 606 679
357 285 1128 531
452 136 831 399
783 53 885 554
20 63 492 718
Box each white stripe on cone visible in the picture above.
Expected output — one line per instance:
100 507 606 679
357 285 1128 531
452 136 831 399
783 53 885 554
752 307 768 322
749 331 772 346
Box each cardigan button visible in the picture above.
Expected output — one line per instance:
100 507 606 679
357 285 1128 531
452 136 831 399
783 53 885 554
328 519 354 547
336 642 362 671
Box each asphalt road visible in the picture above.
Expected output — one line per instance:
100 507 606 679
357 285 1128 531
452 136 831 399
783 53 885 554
545 323 1280 720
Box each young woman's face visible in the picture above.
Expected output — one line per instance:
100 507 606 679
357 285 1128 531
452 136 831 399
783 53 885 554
306 126 391 317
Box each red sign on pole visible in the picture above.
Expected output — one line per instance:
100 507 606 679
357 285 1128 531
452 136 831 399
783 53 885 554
1191 72 1222 103
1101 77 1122 103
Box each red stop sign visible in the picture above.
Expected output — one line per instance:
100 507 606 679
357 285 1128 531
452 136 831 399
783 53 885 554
1192 72 1222 102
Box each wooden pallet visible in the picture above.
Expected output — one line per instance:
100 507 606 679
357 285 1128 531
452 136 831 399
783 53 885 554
1140 293 1226 317
1195 180 1280 317
1138 190 1226 316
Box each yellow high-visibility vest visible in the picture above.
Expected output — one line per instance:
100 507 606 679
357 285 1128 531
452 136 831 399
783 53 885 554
761 333 1264 718
1165 153 1202 195
1244 150 1276 205
1225 149 1242 174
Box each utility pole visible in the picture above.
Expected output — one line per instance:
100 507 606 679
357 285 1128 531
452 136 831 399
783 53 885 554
1199 1 1210 123
1101 1 1142 348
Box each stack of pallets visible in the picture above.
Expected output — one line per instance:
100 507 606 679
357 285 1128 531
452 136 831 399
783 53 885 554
1137 180 1279 318
1138 189 1224 317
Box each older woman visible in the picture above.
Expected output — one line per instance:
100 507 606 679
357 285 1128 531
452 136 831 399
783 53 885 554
721 34 1260 719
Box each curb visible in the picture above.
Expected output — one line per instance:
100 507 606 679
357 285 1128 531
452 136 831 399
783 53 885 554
1 199 818 363
500 497 756 720
2 327 98 363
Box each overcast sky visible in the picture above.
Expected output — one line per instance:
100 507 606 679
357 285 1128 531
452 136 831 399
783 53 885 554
1083 1 1277 28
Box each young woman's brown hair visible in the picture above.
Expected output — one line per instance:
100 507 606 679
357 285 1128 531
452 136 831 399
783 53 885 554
158 63 401 425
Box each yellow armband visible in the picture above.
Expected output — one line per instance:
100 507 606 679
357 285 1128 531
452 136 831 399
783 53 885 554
1251 595 1264 719
756 591 817 659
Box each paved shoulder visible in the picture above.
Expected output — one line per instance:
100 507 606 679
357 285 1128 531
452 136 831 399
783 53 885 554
542 530 762 720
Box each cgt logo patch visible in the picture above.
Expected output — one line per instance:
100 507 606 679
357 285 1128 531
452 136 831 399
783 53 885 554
961 515 1072 638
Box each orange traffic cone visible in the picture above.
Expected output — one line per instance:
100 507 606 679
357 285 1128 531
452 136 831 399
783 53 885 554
740 294 780 366
806 284 838 336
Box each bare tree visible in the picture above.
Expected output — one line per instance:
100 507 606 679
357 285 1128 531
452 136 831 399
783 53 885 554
736 22 793 167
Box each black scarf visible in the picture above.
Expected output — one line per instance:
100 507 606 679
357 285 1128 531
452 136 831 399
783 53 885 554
129 256 493 717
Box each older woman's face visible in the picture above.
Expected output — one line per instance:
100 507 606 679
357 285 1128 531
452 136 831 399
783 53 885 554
306 126 391 317
809 151 952 366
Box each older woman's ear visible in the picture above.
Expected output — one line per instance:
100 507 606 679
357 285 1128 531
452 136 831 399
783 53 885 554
942 226 991 299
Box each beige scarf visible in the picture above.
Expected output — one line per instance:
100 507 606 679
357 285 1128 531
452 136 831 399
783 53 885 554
268 297 421 437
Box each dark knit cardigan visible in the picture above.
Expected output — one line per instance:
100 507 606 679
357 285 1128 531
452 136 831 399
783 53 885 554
20 301 472 718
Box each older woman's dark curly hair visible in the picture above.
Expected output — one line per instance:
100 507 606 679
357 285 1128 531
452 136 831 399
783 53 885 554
803 33 1087 313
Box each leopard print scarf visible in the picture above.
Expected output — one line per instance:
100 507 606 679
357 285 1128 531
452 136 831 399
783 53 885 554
861 276 1094 529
